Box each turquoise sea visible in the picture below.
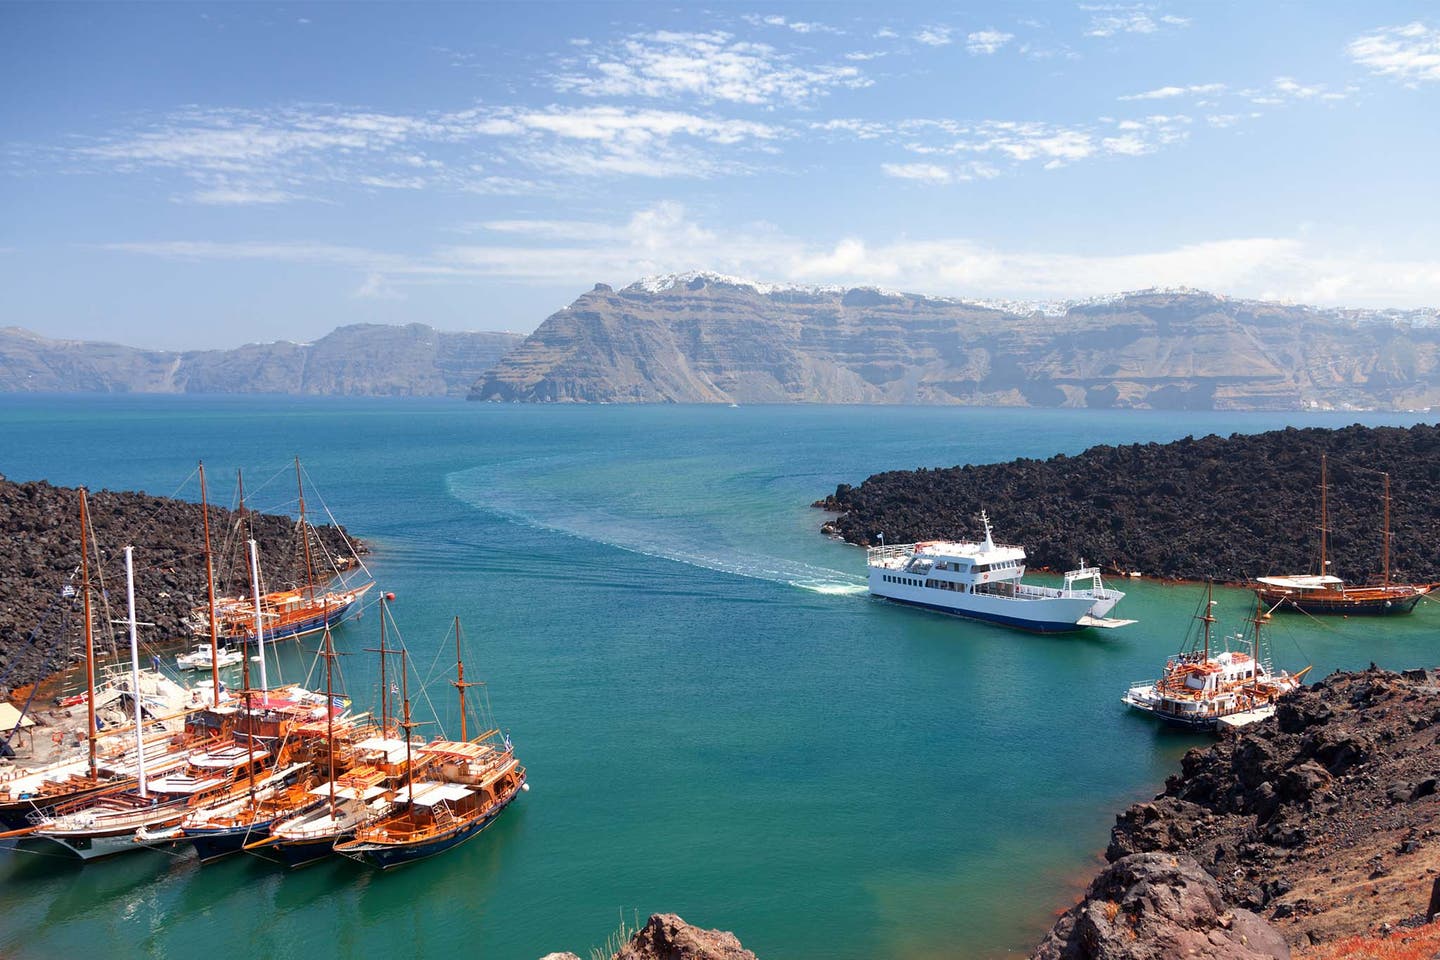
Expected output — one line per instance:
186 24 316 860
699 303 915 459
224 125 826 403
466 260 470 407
2 397 1437 959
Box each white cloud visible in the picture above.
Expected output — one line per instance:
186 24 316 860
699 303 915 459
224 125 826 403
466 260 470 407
102 203 1440 309
914 26 954 47
1081 5 1190 38
966 30 1014 55
1348 22 1440 85
881 162 954 183
550 30 869 105
742 13 842 35
1245 76 1344 104
1118 82 1225 100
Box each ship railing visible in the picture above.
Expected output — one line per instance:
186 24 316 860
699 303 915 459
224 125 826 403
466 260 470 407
866 544 916 565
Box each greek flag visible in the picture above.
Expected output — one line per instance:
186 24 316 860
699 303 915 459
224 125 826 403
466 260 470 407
502 733 512 753
331 696 350 709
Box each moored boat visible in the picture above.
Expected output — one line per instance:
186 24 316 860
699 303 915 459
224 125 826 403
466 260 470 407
1124 585 1310 732
334 618 526 869
865 512 1127 632
1255 457 1434 615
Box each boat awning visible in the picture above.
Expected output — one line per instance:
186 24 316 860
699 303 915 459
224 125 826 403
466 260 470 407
0 702 35 729
1256 575 1343 591
420 738 496 760
309 783 386 802
397 782 472 806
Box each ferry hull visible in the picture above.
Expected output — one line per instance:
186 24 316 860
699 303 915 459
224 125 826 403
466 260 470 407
875 595 1088 633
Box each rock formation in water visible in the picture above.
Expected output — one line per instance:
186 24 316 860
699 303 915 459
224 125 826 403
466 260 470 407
542 913 757 960
1034 666 1440 956
0 323 521 397
815 422 1440 583
471 273 1440 410
0 474 364 694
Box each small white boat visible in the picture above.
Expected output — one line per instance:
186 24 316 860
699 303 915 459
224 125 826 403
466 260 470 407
865 512 1126 633
176 645 243 671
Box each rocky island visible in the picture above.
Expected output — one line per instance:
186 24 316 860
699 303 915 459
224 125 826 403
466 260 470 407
472 273 1440 411
815 422 1440 583
0 474 363 694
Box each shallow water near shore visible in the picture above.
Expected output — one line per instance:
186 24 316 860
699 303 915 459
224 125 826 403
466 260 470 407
2 397 1437 959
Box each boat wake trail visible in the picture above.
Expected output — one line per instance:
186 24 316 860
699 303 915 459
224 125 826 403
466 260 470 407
444 466 867 597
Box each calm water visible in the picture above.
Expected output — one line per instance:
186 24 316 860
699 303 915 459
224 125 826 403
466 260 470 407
2 398 1436 959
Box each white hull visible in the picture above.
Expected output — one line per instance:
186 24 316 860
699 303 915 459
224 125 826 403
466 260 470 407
868 571 1107 632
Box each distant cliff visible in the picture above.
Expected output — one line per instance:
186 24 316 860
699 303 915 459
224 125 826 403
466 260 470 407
470 273 1440 411
0 323 521 397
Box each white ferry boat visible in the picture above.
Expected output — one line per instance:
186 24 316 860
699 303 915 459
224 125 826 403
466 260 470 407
865 513 1126 633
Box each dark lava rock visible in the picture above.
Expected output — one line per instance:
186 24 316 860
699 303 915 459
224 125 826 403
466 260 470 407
1081 665 1440 950
1 475 365 694
1031 853 1289 960
817 423 1440 582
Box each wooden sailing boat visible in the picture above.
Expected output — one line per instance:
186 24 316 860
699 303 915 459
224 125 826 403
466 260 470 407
188 461 374 645
0 491 197 832
335 617 526 870
1124 584 1311 731
261 596 421 867
1255 455 1434 614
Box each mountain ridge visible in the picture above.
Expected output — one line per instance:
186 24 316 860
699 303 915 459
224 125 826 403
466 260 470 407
471 274 1440 410
0 322 523 397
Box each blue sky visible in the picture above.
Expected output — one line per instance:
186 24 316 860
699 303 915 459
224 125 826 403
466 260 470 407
3 1 1439 348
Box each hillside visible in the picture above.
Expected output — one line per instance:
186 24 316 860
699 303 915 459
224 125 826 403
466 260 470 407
815 422 1440 583
0 323 522 397
471 273 1440 410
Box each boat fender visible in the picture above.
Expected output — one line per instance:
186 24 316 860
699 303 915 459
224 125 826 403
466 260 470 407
521 782 530 792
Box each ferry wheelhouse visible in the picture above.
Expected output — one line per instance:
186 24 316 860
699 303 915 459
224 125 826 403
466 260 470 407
865 513 1125 633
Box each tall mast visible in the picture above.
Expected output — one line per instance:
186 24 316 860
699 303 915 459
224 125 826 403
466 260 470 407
378 598 389 736
123 547 148 798
451 617 477 742
248 538 268 693
1201 581 1215 662
294 457 317 601
399 647 415 816
199 461 221 706
1319 453 1328 578
79 489 97 779
323 624 336 816
1383 472 1392 586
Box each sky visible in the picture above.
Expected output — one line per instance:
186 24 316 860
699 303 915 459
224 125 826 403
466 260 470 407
3 1 1439 349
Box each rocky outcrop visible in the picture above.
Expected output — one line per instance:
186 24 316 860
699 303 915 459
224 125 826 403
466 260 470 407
0 475 364 694
541 914 756 960
816 422 1440 583
0 323 521 397
1098 667 1440 949
472 273 1440 410
614 914 758 960
1032 853 1290 960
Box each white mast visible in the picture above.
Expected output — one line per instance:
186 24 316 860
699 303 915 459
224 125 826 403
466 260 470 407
123 546 148 798
248 538 268 692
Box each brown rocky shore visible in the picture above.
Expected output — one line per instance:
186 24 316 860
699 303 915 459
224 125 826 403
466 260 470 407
1033 665 1440 959
0 473 364 695
542 913 757 960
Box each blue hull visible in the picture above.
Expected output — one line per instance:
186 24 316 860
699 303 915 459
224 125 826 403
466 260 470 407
236 597 361 642
879 596 1083 633
274 833 346 868
184 821 278 863
344 808 502 870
